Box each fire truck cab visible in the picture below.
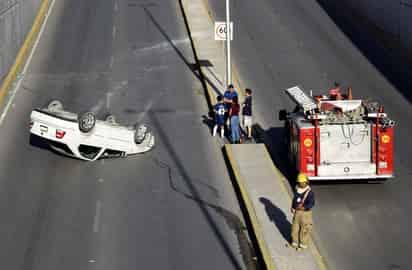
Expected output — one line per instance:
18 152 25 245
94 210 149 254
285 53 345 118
279 86 394 181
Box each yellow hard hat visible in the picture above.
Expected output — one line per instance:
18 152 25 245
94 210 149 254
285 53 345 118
297 173 308 183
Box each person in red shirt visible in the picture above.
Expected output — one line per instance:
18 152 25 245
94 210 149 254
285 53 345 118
229 96 241 143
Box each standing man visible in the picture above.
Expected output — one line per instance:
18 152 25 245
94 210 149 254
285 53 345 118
290 173 315 249
242 88 253 139
223 84 238 120
223 84 238 105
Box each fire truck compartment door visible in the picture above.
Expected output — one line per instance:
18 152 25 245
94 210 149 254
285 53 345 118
317 162 376 177
319 124 371 163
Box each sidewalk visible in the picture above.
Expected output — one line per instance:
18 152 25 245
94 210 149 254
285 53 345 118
182 0 240 105
182 1 328 269
225 144 327 270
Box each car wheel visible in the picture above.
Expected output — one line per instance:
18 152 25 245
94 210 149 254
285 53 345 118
78 112 96 133
134 124 148 144
105 114 117 124
47 100 63 112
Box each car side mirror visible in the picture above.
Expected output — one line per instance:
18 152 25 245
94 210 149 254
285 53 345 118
278 109 288 121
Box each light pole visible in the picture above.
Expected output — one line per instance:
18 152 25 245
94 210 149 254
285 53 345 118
225 0 231 86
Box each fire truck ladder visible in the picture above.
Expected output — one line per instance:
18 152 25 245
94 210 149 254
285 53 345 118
285 86 317 113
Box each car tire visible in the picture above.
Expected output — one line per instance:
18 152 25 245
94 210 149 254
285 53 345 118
134 124 148 144
47 100 63 112
105 114 117 124
78 112 96 133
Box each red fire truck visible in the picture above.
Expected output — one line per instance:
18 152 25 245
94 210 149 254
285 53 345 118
279 86 394 181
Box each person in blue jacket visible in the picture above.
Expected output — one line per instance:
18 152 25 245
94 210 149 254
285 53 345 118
223 84 238 123
290 173 315 249
213 95 226 138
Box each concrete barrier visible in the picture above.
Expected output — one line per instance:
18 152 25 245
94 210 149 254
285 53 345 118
224 144 328 270
0 0 48 106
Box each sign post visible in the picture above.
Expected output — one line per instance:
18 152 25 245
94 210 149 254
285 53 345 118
225 0 231 86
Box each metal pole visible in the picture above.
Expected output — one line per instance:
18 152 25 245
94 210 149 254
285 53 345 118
225 0 231 86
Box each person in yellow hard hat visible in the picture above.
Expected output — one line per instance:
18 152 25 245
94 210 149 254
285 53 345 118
290 173 315 249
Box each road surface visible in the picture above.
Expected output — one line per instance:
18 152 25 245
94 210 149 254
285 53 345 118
207 0 412 269
0 1 253 269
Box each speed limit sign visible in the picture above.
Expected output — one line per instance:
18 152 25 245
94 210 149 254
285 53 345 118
214 22 233 41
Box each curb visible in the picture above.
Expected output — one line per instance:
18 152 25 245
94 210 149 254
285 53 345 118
182 1 329 269
224 144 277 270
199 0 245 103
262 146 329 270
181 0 245 109
179 0 215 110
0 0 51 108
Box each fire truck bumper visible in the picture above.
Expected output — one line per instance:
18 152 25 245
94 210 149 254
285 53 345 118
308 174 393 180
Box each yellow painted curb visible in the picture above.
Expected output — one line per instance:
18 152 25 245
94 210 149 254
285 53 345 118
262 146 329 270
225 145 277 270
0 0 50 107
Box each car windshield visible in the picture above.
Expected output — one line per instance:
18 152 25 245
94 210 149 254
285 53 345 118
78 144 101 160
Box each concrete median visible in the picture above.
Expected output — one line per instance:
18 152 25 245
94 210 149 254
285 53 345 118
182 1 329 268
0 0 50 108
224 144 328 270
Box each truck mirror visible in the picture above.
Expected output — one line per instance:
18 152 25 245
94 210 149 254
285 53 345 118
279 109 287 121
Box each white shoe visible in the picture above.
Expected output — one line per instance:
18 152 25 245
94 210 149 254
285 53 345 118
291 242 298 248
299 243 308 249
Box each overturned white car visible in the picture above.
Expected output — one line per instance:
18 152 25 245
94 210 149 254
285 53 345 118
30 100 155 161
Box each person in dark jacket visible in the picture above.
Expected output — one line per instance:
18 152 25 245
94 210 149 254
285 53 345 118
242 88 253 139
290 173 315 249
229 96 241 144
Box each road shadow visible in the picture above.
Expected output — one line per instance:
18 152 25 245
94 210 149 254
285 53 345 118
316 0 412 103
259 197 291 243
29 134 79 160
29 134 52 151
151 154 258 270
142 3 223 111
147 111 246 270
252 123 296 185
202 114 215 132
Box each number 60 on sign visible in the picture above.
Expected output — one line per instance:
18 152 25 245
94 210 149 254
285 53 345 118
214 22 234 41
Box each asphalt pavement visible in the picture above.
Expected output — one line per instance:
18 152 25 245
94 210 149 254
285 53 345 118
206 0 412 269
0 1 254 269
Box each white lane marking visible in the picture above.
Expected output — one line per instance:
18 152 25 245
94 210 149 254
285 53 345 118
0 0 57 126
106 92 113 109
110 55 114 68
114 1 118 12
98 178 104 183
90 99 105 113
134 38 190 54
93 200 102 233
143 65 168 72
88 259 96 263
112 26 116 39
